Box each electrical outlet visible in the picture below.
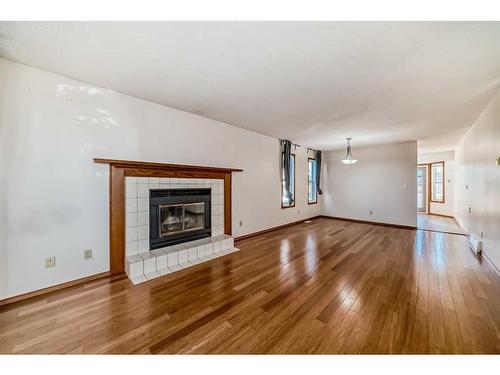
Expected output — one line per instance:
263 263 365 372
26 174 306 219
480 231 484 239
369 210 373 215
468 207 472 214
239 220 243 227
84 249 93 260
45 256 56 268
298 209 301 215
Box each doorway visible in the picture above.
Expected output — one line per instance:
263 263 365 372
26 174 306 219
417 164 429 214
416 162 464 235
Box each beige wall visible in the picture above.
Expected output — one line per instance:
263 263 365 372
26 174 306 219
322 141 418 227
455 91 500 271
0 59 321 299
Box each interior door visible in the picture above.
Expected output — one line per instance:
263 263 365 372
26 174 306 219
417 165 428 213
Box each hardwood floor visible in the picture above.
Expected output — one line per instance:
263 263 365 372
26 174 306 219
417 214 465 235
1 217 499 354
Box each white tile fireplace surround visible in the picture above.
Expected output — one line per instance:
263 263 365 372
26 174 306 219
124 176 239 284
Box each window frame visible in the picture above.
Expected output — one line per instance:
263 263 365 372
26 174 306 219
307 157 318 205
281 153 296 209
430 161 445 203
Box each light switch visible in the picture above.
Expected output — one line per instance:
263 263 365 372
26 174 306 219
84 249 93 260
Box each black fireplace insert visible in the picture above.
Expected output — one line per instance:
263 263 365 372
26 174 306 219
149 188 211 250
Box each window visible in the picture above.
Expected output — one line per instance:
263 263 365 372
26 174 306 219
281 153 295 208
431 161 444 203
308 158 318 204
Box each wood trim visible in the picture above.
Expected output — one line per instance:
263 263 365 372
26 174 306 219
319 215 417 230
124 168 227 179
426 163 431 214
94 158 243 173
307 157 318 204
0 271 114 308
417 163 431 214
224 173 232 235
428 213 454 219
235 213 417 243
96 158 242 274
418 228 467 237
110 165 125 274
281 153 296 209
419 161 446 215
430 161 445 204
235 216 320 242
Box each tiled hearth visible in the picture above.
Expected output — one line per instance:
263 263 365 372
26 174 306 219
124 176 239 284
126 234 238 284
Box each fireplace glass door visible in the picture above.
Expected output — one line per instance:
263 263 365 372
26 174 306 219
159 202 205 237
150 188 211 249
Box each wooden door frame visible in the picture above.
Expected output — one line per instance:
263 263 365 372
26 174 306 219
94 158 243 274
419 161 446 216
417 163 431 214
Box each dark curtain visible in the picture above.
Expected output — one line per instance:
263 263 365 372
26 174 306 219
315 150 323 195
281 139 294 205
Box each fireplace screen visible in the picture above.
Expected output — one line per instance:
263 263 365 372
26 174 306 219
159 202 205 237
150 188 211 249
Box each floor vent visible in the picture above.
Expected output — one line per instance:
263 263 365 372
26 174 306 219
469 234 482 254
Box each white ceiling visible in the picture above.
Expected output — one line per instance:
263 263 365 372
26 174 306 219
1 21 500 152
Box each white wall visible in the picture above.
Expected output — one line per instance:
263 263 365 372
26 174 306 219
322 141 417 227
418 150 455 217
0 58 321 299
455 90 500 271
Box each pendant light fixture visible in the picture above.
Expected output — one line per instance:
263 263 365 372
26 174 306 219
341 137 358 165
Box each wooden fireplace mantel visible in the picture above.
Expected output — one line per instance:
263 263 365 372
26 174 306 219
94 158 243 173
94 158 243 274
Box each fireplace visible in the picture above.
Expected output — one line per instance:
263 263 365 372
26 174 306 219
149 188 211 250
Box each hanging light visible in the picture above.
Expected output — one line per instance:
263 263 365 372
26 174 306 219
341 137 358 165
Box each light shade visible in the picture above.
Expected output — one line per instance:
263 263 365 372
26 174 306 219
341 138 358 165
341 158 358 165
